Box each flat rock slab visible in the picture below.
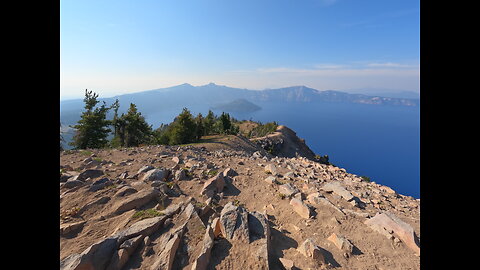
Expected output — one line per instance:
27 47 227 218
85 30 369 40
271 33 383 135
297 238 326 266
279 183 299 198
327 233 354 255
321 182 354 201
190 225 215 270
111 188 161 215
114 215 167 244
219 202 249 243
290 198 312 219
77 169 104 181
200 173 225 198
142 168 169 182
364 211 420 255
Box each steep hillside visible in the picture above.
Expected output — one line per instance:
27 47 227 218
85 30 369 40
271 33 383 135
60 129 420 270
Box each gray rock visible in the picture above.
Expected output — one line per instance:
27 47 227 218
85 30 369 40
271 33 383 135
113 186 138 197
264 176 276 185
137 165 154 174
114 215 168 244
141 168 169 182
77 169 104 181
278 183 299 198
111 188 162 215
219 202 249 243
63 180 84 189
321 181 354 201
60 237 118 270
191 225 215 270
364 211 420 255
175 169 188 181
264 164 278 176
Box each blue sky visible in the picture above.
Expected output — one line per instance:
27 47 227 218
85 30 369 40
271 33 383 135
60 0 419 100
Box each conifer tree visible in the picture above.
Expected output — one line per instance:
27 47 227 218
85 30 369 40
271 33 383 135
122 103 153 147
70 90 112 149
169 108 196 145
204 110 216 135
194 113 205 140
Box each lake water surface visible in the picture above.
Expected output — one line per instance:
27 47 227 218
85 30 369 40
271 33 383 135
146 101 420 198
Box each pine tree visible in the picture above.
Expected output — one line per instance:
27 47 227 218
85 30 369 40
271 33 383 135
194 113 205 140
218 112 232 134
169 108 197 145
204 110 216 135
70 90 112 149
122 103 153 147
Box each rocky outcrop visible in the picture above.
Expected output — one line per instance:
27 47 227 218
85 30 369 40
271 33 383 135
365 211 420 256
60 133 420 270
251 125 329 163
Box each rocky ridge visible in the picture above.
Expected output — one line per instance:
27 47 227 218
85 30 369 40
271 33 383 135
60 131 420 270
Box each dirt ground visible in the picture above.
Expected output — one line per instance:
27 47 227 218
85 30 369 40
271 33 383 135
60 135 420 270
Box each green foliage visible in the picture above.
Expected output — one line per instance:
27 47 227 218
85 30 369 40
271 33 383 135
203 110 216 135
111 103 153 147
132 208 164 220
70 90 112 149
248 121 278 138
360 176 371 182
168 108 197 145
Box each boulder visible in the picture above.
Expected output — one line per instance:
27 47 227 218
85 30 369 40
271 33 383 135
114 215 167 244
327 233 354 255
137 165 154 174
284 171 295 179
264 176 276 185
172 156 181 164
290 198 312 219
297 238 326 265
141 168 169 182
364 211 420 255
63 180 84 189
279 183 299 198
279 258 294 270
223 168 238 177
175 169 188 181
190 225 215 270
111 188 162 215
60 237 118 270
219 202 249 243
200 172 225 198
77 169 104 181
264 164 278 176
307 193 345 216
321 182 354 201
113 186 137 197
150 232 182 270
88 177 112 192
60 221 86 236
106 234 144 270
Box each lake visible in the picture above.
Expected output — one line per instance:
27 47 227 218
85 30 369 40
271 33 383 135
145 101 420 198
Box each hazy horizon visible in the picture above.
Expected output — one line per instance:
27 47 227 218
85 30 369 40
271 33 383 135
61 0 419 101
59 82 420 101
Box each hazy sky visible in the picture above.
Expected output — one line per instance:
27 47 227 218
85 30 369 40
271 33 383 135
60 0 420 100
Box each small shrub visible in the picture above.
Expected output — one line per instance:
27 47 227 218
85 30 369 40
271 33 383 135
207 170 218 176
80 150 93 156
132 208 164 220
278 193 286 200
360 176 371 182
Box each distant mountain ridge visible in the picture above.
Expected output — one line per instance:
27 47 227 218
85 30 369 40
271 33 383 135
60 83 419 127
